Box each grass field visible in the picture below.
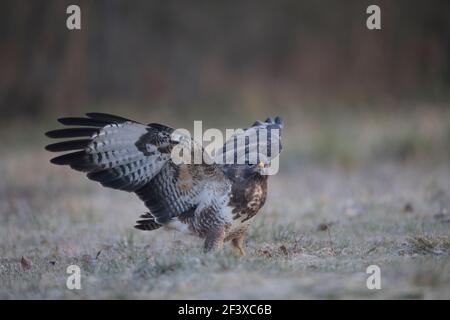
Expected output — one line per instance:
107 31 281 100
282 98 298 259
1 108 449 299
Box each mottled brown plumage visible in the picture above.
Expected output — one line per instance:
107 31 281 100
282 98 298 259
45 113 283 253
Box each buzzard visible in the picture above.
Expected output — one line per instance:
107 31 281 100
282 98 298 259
45 113 283 254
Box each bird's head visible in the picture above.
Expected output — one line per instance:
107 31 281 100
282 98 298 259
246 159 270 176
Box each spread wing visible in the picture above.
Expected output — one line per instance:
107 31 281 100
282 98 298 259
46 112 230 225
214 116 284 165
46 113 175 192
135 162 230 224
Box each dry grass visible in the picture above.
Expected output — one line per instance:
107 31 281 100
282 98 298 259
1 108 450 299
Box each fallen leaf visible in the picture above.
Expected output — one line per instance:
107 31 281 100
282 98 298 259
403 203 414 213
21 256 32 270
279 245 288 256
259 249 272 258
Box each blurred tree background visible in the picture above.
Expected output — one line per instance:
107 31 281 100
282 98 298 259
1 0 449 121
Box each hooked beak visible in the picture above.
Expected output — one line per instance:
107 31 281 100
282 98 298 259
258 161 265 169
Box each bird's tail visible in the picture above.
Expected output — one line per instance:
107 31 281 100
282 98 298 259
134 212 163 231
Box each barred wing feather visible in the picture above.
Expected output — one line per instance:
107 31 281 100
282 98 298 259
45 113 174 192
214 116 283 165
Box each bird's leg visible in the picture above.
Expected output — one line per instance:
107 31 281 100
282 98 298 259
231 233 246 256
203 226 226 253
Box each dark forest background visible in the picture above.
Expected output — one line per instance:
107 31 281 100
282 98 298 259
1 0 449 121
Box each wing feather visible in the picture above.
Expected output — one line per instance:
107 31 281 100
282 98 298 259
45 128 100 138
135 162 230 224
58 117 110 127
85 112 136 123
46 113 232 227
46 114 175 192
214 116 284 164
45 139 91 152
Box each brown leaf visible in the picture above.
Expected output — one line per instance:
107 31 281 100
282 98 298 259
403 203 414 213
21 256 32 270
259 249 272 258
279 245 289 256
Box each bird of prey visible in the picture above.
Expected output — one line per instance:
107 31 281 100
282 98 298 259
45 113 283 254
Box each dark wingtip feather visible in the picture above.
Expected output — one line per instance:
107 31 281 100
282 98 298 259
85 112 136 124
49 151 86 165
45 139 91 152
87 170 120 183
134 217 162 231
58 117 110 127
140 212 153 219
274 116 284 128
136 219 152 224
148 123 174 133
45 130 56 138
45 128 99 138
